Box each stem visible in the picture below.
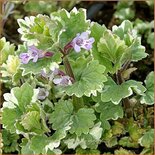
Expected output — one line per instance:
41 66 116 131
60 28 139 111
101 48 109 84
63 55 84 111
116 70 133 117
63 55 75 82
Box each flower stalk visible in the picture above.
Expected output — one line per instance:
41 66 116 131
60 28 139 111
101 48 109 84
62 54 84 111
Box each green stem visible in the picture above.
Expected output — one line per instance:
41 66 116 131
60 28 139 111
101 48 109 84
63 56 75 81
63 55 84 111
116 70 133 118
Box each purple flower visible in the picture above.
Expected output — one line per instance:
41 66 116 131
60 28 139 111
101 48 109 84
53 76 72 86
71 32 95 52
19 45 54 64
37 87 49 100
19 53 32 64
41 67 72 86
41 68 65 81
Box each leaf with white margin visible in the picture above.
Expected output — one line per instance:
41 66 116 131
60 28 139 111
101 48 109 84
138 129 154 148
112 20 147 61
101 77 146 105
64 57 107 97
51 8 90 48
97 30 129 74
70 108 96 136
64 122 102 149
95 102 123 130
49 100 73 130
2 83 39 133
49 100 96 136
140 72 154 105
30 129 66 154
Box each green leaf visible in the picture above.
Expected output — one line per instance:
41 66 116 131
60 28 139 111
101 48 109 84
30 129 66 154
49 100 96 136
52 8 90 48
17 15 55 48
49 100 73 130
47 129 66 151
64 136 86 149
91 22 115 73
2 83 35 132
82 122 102 149
95 102 123 130
141 72 154 105
128 37 147 62
20 138 34 154
30 135 49 154
114 1 135 21
2 129 19 153
76 148 100 155
70 108 96 136
147 32 154 49
138 129 154 148
64 57 107 97
24 1 57 14
2 83 47 134
111 121 125 135
114 147 134 155
101 77 146 104
104 136 118 148
127 119 144 142
114 8 135 21
20 111 43 134
64 122 102 149
13 83 34 112
97 30 129 73
1 55 20 78
0 37 15 65
112 20 147 61
2 108 21 133
20 52 62 75
119 137 139 148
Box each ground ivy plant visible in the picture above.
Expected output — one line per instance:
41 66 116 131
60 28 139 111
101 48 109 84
1 8 154 154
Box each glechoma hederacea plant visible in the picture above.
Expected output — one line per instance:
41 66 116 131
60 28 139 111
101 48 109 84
1 8 154 154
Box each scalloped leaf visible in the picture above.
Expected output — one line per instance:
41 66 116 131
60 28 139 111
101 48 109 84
2 108 21 133
76 148 100 155
20 111 43 134
49 100 73 130
112 20 147 62
51 8 90 48
97 30 129 73
0 37 15 65
70 108 96 136
64 58 107 97
147 32 154 49
3 83 34 113
2 83 47 134
140 72 154 105
30 135 49 154
1 55 20 77
138 129 154 148
101 77 146 105
114 147 134 155
95 102 123 130
64 122 102 150
90 22 113 73
30 129 66 154
49 100 96 136
17 15 57 48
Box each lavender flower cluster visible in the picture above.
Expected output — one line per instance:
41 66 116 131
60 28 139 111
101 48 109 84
19 32 94 100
